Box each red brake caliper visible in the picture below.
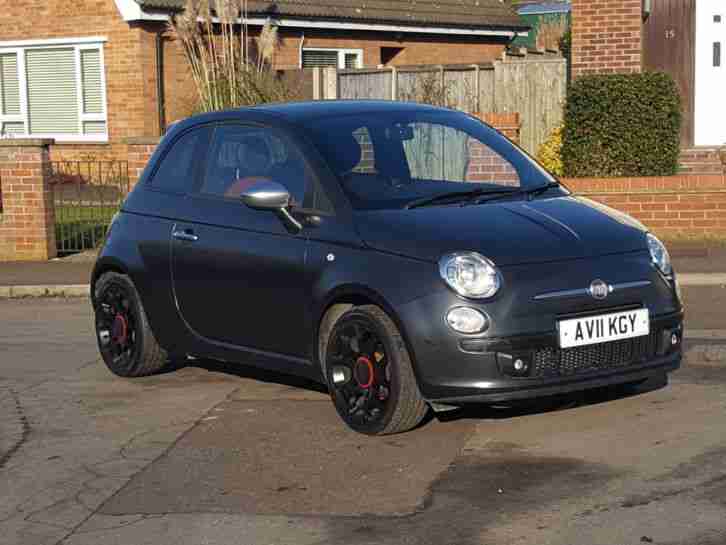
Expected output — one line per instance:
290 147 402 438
354 356 375 389
112 313 129 346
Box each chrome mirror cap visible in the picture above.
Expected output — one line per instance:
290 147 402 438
241 181 291 210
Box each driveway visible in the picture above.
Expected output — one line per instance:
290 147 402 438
1 287 725 545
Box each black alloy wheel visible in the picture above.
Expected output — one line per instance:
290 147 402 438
94 272 169 377
324 305 428 435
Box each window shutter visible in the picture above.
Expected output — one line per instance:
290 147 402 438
302 50 339 68
26 48 79 134
0 53 21 116
80 49 103 114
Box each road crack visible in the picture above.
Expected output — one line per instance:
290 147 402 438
0 387 31 471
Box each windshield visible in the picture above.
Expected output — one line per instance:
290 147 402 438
304 110 556 210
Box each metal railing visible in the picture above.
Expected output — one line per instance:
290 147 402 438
48 160 130 255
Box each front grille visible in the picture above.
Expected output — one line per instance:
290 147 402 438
532 329 660 378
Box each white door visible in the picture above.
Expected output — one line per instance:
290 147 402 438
695 0 726 146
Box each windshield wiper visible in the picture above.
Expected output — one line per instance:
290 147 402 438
525 181 560 200
468 181 561 206
405 188 517 210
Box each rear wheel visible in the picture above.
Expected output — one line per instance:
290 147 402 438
93 272 169 377
323 305 428 435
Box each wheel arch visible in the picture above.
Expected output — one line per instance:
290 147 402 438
314 285 423 385
90 257 131 307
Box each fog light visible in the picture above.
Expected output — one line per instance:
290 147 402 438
446 307 488 334
497 353 531 378
671 333 679 346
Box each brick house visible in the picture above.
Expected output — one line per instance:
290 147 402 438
571 0 726 155
0 0 528 160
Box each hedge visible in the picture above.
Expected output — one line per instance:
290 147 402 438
562 72 681 178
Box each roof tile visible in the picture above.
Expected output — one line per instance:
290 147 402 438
135 0 527 29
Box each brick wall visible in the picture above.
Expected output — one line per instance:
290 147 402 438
679 148 726 176
0 140 56 262
475 113 521 144
571 0 643 77
564 176 726 238
466 113 521 184
273 29 509 69
125 137 161 187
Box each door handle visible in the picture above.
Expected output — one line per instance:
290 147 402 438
172 229 199 242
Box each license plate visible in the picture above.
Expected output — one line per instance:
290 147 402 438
558 308 650 349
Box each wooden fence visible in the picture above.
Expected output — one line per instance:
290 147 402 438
312 55 566 154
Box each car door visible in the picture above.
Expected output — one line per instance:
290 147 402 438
119 124 214 355
170 122 324 360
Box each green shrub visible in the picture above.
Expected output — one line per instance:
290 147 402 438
562 72 681 177
537 125 564 176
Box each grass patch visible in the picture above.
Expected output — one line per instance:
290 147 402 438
55 204 118 254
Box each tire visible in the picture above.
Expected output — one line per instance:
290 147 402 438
322 305 429 435
93 271 170 377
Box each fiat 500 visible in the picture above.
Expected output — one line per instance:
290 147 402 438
92 101 683 435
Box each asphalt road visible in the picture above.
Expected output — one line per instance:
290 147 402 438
1 287 725 545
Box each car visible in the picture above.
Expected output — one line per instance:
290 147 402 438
92 100 684 435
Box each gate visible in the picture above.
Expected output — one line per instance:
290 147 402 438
47 160 130 255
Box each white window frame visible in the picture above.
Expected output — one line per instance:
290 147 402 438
0 37 108 142
300 47 363 69
0 47 26 133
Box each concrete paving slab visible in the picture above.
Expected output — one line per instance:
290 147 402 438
0 261 92 286
679 273 726 286
681 285 726 330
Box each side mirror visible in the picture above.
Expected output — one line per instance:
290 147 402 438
240 180 302 233
241 180 291 210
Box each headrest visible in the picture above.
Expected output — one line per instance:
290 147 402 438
325 132 362 175
239 136 271 174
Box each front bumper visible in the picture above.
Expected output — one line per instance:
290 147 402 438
411 309 683 404
395 251 684 404
429 351 681 405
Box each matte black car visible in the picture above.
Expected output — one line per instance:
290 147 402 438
92 101 684 435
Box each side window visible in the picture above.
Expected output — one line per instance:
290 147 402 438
149 127 211 193
401 122 520 187
200 125 321 209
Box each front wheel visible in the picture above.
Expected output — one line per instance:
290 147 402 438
93 272 170 377
323 305 429 435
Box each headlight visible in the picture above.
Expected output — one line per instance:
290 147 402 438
439 252 502 299
646 233 672 276
446 307 488 334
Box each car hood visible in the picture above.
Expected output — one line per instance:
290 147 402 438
353 196 649 266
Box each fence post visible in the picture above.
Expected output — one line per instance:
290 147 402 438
0 138 56 261
323 67 338 99
472 64 481 114
312 67 322 100
391 66 398 100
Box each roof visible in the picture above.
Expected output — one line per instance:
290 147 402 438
517 2 570 15
134 0 528 30
166 100 457 139
254 99 448 123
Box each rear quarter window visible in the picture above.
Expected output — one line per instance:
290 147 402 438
149 127 212 194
